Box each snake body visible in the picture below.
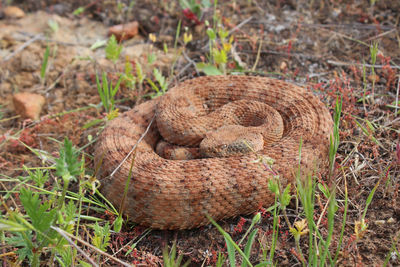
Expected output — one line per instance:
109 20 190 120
94 75 333 230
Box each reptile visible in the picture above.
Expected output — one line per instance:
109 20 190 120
94 75 333 230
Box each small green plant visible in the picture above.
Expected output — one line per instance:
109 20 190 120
208 213 269 267
47 19 59 33
163 241 191 267
73 6 85 16
197 23 233 75
369 41 379 101
147 68 168 97
329 96 342 177
96 71 122 114
106 34 122 64
40 44 50 84
0 138 84 266
293 97 346 266
91 222 111 263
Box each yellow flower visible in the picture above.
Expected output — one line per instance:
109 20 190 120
183 32 192 44
149 33 157 43
106 108 119 121
355 219 368 240
290 219 309 242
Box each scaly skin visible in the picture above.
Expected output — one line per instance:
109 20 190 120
94 75 333 230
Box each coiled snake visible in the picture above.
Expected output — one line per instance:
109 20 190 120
94 75 333 230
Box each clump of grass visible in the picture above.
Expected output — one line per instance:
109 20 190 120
105 34 122 64
163 241 191 267
96 71 122 115
0 137 129 266
207 213 269 267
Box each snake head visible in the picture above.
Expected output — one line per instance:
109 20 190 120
199 125 264 158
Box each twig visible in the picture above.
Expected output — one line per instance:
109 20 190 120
327 60 400 70
51 226 133 267
109 115 155 178
45 58 76 92
251 38 262 71
50 226 99 267
228 16 253 35
365 28 397 42
179 50 199 77
396 75 400 115
2 33 43 62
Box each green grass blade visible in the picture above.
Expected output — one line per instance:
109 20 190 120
241 229 258 267
40 45 50 80
207 214 253 267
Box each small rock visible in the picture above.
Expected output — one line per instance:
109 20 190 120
3 6 25 19
387 217 395 224
108 21 139 41
280 61 288 71
13 92 45 120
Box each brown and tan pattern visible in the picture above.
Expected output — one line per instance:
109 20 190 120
94 75 333 230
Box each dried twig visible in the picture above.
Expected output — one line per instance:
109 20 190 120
2 33 43 62
327 60 400 70
396 75 400 115
50 226 99 267
109 115 155 178
51 226 133 267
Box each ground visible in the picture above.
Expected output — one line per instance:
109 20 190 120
0 0 399 266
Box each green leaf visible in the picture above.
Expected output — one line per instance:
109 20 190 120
19 187 57 243
5 231 34 261
196 63 223 75
206 28 216 40
55 137 81 182
0 219 29 231
82 118 104 129
40 45 50 80
213 48 227 64
207 214 253 267
78 260 93 267
92 222 111 252
90 39 107 50
153 68 168 92
241 229 258 267
268 178 279 194
225 235 236 267
148 52 157 64
73 7 85 15
113 216 123 233
281 184 291 207
105 35 122 63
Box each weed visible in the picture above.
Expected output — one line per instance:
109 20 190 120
207 213 269 267
96 71 122 114
73 6 85 16
147 68 168 97
106 34 122 64
0 137 128 266
163 241 191 267
40 44 50 84
197 21 233 75
91 222 111 263
369 41 379 101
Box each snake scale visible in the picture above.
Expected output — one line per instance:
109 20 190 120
94 75 333 230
